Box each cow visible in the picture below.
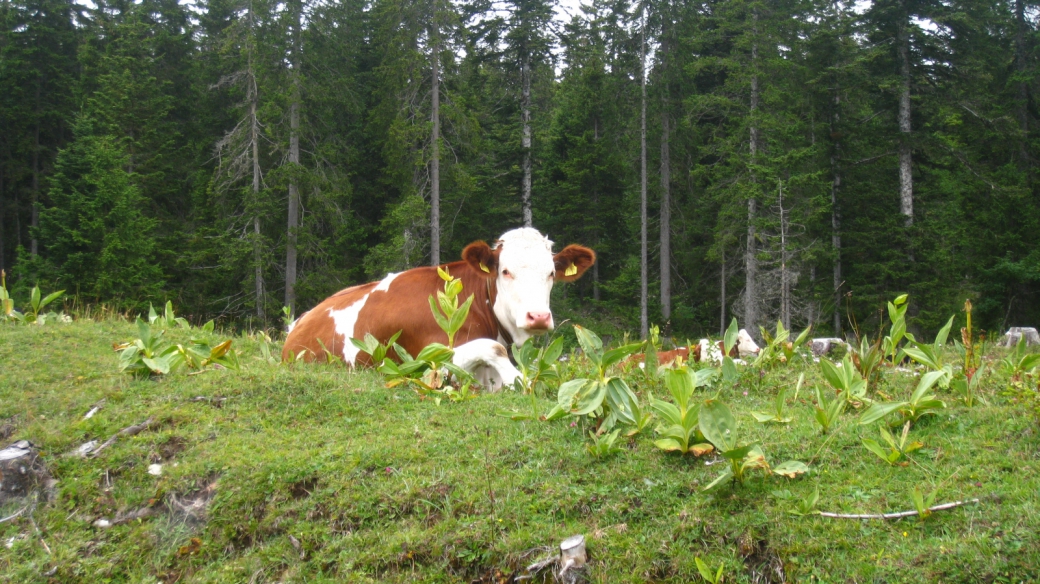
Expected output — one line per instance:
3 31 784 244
697 330 761 363
282 228 596 389
626 330 761 370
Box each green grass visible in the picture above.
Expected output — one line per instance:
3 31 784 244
1 318 1039 583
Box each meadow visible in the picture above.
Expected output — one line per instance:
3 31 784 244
1 304 1039 583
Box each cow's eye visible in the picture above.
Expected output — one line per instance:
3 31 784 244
502 269 511 278
548 272 554 280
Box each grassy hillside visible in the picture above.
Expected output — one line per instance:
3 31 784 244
1 318 1038 583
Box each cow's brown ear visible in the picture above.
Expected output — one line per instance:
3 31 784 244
462 240 498 278
553 245 596 282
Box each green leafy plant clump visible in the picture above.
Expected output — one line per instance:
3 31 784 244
650 365 715 455
117 317 239 376
544 325 648 435
0 271 66 325
115 303 235 376
698 399 809 491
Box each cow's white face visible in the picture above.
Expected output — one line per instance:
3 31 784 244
463 228 595 347
736 329 761 358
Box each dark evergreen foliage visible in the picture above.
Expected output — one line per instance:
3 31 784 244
2 0 1040 337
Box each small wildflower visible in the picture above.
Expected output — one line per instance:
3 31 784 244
902 532 908 537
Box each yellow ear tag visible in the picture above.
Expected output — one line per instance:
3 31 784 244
479 262 490 273
564 263 578 277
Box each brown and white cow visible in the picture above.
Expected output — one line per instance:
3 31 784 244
626 330 761 369
697 330 761 363
282 228 595 388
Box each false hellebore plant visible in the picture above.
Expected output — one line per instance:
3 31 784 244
545 326 649 435
649 365 716 455
698 400 809 491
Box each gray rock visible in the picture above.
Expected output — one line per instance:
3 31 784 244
0 440 53 504
811 338 847 357
1000 327 1040 347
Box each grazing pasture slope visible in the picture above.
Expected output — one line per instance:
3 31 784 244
0 319 1038 583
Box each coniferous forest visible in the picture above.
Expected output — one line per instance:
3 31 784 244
3 0 1040 339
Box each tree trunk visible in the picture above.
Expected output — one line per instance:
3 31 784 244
31 115 39 258
779 182 790 330
897 0 913 225
521 52 532 227
831 89 842 337
744 10 759 334
720 247 726 337
430 19 441 266
660 111 671 322
1015 0 1030 174
250 62 264 320
284 3 302 311
593 118 600 302
0 162 5 273
808 265 816 328
659 33 671 323
639 7 648 339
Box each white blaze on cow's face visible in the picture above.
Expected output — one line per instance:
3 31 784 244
462 228 596 347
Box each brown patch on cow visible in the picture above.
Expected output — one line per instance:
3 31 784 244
492 343 508 358
553 244 596 282
719 340 739 358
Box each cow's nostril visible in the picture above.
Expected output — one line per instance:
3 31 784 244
525 312 552 328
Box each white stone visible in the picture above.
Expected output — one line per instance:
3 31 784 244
1001 327 1040 347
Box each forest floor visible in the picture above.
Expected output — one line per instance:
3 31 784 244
1 318 1038 583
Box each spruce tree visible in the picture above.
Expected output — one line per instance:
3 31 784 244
36 115 163 303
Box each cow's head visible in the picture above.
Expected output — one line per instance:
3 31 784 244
736 329 761 358
463 228 595 345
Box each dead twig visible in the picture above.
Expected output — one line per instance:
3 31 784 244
94 506 157 528
818 498 980 520
28 506 51 555
0 505 28 524
112 506 156 525
89 417 157 458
